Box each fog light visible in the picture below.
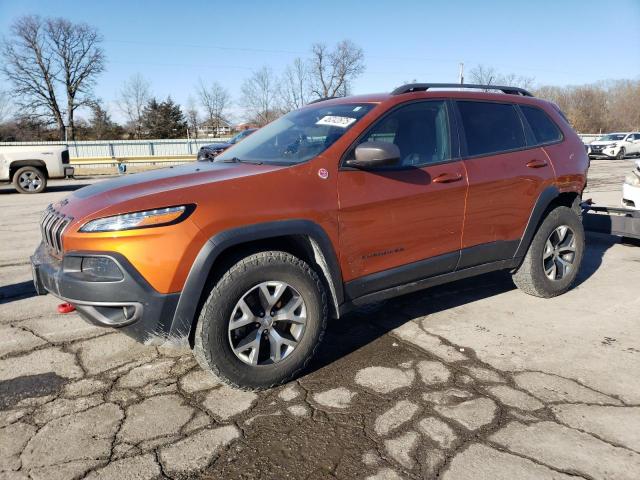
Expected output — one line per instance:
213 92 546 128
81 257 123 281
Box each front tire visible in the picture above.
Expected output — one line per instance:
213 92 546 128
13 166 47 194
193 251 328 390
617 147 626 160
512 206 585 298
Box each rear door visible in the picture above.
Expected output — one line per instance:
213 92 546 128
337 100 467 298
454 100 556 268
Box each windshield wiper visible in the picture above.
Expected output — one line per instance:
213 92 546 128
220 157 263 165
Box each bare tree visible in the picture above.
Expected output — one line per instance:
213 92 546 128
309 40 365 99
468 65 499 86
280 57 310 112
197 79 230 135
1 15 105 140
534 81 639 133
605 80 640 132
185 96 200 139
0 91 11 123
469 64 534 90
1 16 66 139
117 73 151 139
46 18 105 139
566 85 608 133
241 66 280 126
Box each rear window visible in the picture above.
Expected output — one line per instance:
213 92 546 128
457 101 525 157
521 105 563 145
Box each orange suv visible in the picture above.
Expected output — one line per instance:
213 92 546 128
31 83 589 389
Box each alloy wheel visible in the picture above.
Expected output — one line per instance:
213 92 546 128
228 281 307 366
18 171 43 192
542 225 576 280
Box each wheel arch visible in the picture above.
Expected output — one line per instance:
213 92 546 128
10 160 49 179
169 220 344 347
514 186 581 260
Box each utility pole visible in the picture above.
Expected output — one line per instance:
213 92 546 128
459 63 464 84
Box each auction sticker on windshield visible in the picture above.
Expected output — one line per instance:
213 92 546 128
316 116 357 128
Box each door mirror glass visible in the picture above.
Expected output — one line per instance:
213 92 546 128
347 141 401 169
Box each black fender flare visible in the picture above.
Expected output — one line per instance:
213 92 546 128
10 160 49 178
513 185 561 259
168 219 344 342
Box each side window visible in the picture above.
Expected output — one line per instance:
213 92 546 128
354 101 451 167
520 106 563 145
457 101 525 157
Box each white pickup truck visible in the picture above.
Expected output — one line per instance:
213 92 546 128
0 145 74 193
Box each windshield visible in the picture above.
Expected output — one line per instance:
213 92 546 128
599 134 625 141
215 103 375 164
229 129 254 144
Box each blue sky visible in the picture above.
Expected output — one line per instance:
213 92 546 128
1 0 639 122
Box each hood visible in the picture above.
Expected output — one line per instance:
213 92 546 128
590 140 620 146
56 161 285 221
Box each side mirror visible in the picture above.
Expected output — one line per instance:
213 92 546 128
346 141 401 169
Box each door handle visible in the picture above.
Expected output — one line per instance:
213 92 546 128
433 172 463 183
526 159 548 168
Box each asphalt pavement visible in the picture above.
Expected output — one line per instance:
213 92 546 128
1 159 639 479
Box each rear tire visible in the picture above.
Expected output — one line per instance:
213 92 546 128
512 206 584 298
193 251 328 390
13 166 47 194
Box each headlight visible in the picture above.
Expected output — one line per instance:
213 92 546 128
79 205 194 232
607 143 618 148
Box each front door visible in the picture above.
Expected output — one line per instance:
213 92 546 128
337 100 467 299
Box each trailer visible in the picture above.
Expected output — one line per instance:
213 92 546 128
582 201 640 241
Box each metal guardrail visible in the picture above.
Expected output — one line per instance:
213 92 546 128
579 134 603 144
0 138 230 158
0 134 607 155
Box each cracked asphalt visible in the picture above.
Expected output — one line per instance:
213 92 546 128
1 159 640 480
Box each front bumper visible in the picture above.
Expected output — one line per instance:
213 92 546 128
31 243 180 344
623 183 640 210
589 147 620 158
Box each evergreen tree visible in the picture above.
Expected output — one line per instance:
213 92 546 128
88 102 123 139
141 97 187 138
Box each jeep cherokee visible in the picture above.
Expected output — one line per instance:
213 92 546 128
31 83 589 389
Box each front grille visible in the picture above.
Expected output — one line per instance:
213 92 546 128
40 207 72 256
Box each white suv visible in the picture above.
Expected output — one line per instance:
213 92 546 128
588 132 640 160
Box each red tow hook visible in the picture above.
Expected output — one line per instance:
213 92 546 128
57 303 76 314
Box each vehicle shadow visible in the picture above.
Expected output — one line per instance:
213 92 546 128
0 183 91 195
575 232 619 287
0 280 36 304
307 233 617 375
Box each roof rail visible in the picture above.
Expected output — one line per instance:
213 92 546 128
308 96 339 104
391 83 534 97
